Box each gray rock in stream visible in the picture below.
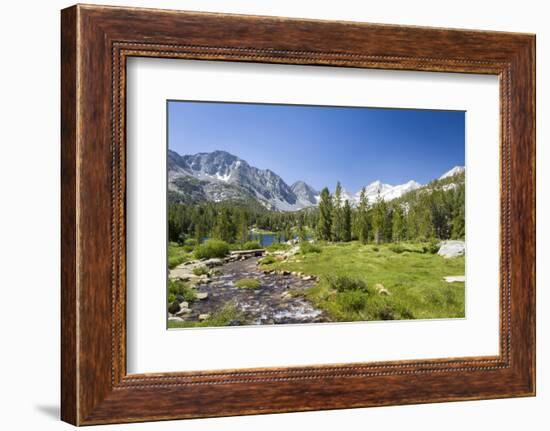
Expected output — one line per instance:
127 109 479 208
203 258 224 268
168 301 181 314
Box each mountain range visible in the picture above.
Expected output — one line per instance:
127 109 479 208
168 149 464 211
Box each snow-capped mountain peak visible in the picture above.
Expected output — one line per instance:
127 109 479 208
168 149 464 211
439 166 465 180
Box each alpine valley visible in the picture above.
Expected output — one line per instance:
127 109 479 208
168 149 465 211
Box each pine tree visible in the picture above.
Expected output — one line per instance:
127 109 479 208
236 209 249 244
194 217 207 244
372 193 386 244
297 213 307 241
213 208 235 243
342 199 352 242
451 184 465 239
392 205 405 242
331 182 343 241
355 187 369 244
316 187 333 240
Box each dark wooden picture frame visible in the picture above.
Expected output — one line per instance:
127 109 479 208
61 4 535 425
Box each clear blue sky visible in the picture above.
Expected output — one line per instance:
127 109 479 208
168 100 464 192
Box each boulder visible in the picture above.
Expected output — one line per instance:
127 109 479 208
168 268 192 281
302 275 314 281
438 240 465 258
374 283 390 296
168 316 184 322
443 275 466 283
196 292 209 300
287 246 300 257
203 258 223 268
280 291 292 300
175 294 185 303
198 313 210 321
168 300 181 314
175 307 191 316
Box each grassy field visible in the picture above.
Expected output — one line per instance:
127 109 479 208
260 241 465 322
167 239 465 327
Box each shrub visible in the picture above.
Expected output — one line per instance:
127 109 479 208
300 242 321 255
377 306 395 320
376 303 414 321
194 239 230 259
168 279 197 302
192 265 209 276
241 240 262 250
427 239 440 254
168 300 181 314
337 291 367 313
326 275 370 294
184 238 197 247
205 303 244 326
235 278 261 289
266 243 290 252
168 256 184 269
167 293 176 304
372 246 379 252
258 255 277 265
182 245 194 253
168 243 192 268
389 244 406 254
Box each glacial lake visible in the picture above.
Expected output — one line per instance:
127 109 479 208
249 232 283 247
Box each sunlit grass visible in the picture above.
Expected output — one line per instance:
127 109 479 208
260 241 465 321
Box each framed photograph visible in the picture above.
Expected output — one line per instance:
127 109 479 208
61 4 536 425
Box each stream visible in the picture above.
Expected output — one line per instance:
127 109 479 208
180 257 328 325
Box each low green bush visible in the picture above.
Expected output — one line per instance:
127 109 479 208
376 302 414 320
337 291 368 313
266 243 291 252
389 244 406 254
241 240 262 250
194 239 230 259
372 246 379 252
326 274 370 294
258 255 277 265
168 279 197 302
426 240 440 254
168 300 181 314
167 243 192 268
167 293 176 304
184 238 197 247
235 278 261 289
300 242 321 254
192 266 209 276
167 303 248 328
168 256 184 269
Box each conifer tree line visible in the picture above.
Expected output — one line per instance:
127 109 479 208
168 174 465 245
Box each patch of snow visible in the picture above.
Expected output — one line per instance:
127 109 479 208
214 172 231 182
